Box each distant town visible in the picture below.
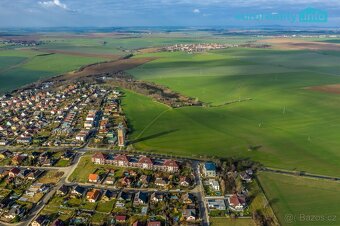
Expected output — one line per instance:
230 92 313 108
162 43 237 53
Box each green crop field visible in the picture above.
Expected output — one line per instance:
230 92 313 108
122 48 340 176
0 34 258 94
258 171 340 226
210 218 255 226
0 48 106 93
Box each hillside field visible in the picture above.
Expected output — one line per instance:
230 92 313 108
123 48 340 176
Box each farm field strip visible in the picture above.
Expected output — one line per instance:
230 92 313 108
258 171 340 226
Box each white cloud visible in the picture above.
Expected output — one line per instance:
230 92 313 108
38 0 68 10
193 8 200 13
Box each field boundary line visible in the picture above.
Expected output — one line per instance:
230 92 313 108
255 175 281 226
261 167 340 182
134 108 171 139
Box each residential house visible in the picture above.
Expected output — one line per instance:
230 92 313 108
182 209 196 221
113 154 129 167
18 168 32 179
50 219 64 226
88 173 100 183
138 156 153 169
228 194 246 211
139 175 150 187
16 136 32 145
181 193 195 204
150 192 164 203
61 151 74 160
208 179 220 191
28 183 49 194
117 191 132 203
155 178 168 187
162 159 179 172
5 205 24 219
0 168 8 178
203 162 216 177
86 189 101 203
133 221 146 226
27 169 44 180
116 215 127 223
75 130 90 142
104 176 114 185
11 154 26 165
101 190 114 201
207 199 226 210
0 139 9 146
147 221 162 226
240 172 252 182
32 215 49 226
133 191 148 206
71 185 86 197
9 167 20 178
57 185 69 196
119 177 131 187
179 176 190 187
91 152 107 164
0 150 12 159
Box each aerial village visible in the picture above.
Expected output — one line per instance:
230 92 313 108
0 78 262 225
0 81 125 147
162 43 237 53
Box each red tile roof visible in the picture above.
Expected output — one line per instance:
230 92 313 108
163 159 178 168
92 152 106 160
114 154 129 162
116 215 127 221
229 194 246 206
88 174 99 181
86 189 101 200
10 167 20 175
148 221 161 226
138 156 153 165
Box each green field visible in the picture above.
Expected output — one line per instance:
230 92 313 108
123 48 340 176
0 33 258 94
210 218 255 226
0 48 106 93
39 33 259 54
258 171 340 226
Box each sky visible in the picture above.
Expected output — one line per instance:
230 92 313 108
0 0 339 27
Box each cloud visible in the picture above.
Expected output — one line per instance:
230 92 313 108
193 8 200 13
38 0 68 10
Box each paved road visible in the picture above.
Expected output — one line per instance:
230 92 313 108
193 161 209 226
0 151 209 225
0 152 84 226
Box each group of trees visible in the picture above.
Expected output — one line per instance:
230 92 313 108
106 72 202 108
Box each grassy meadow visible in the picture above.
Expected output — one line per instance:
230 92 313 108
123 48 340 176
210 218 256 226
258 171 340 225
0 48 106 93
